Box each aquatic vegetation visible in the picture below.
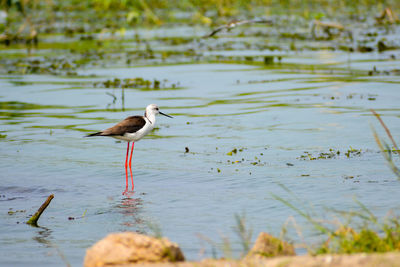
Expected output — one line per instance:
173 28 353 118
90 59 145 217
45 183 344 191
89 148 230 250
224 147 266 167
226 147 246 156
2 1 399 78
233 213 253 256
227 148 237 156
323 93 378 101
298 147 363 160
344 147 362 158
198 213 254 259
3 57 78 76
147 221 163 239
93 77 181 90
371 109 400 179
273 185 400 254
315 222 400 254
311 20 352 41
298 149 340 160
7 209 26 215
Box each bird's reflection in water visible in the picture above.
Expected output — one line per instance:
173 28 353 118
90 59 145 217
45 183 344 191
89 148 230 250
116 191 146 228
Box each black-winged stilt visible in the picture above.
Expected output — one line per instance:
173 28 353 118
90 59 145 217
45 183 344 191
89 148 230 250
85 104 172 194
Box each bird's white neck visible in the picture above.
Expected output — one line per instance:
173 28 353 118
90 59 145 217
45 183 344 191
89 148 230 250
145 112 156 124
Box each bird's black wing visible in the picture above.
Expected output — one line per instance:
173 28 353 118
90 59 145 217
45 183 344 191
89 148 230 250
100 116 147 136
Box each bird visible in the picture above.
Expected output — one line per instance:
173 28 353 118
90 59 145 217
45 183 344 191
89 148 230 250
203 18 273 38
85 104 173 194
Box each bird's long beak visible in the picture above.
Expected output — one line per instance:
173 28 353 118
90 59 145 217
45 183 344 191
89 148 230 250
160 111 173 118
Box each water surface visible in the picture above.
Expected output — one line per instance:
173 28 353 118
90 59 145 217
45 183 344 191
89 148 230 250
1 28 400 266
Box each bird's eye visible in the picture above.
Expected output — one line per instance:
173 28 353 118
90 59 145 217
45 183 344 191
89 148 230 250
156 108 159 110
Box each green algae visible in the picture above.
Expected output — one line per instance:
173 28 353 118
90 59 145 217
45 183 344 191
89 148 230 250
298 147 364 160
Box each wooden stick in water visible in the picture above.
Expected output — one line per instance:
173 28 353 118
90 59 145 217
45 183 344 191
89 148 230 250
27 194 54 226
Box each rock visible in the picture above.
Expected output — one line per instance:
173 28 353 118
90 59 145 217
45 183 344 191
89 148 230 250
84 232 185 267
84 252 400 267
246 232 295 258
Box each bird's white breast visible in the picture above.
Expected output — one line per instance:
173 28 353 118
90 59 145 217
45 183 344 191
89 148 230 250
113 118 154 142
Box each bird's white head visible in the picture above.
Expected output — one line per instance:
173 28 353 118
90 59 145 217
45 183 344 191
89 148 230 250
145 104 173 119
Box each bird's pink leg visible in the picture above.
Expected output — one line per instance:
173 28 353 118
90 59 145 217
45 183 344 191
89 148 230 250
123 141 130 195
129 142 135 190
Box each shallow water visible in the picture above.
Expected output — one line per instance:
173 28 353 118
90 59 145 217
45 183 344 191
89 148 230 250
1 31 400 266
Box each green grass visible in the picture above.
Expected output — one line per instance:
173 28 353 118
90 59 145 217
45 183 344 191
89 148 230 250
315 220 400 254
233 213 253 256
371 109 400 179
196 212 253 259
273 184 400 254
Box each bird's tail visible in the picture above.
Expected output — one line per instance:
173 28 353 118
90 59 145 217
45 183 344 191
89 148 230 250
85 132 103 137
